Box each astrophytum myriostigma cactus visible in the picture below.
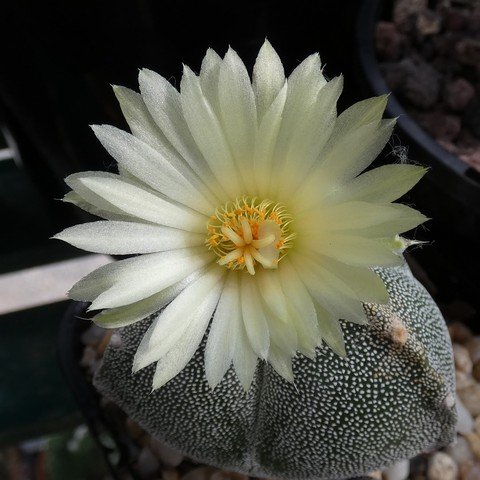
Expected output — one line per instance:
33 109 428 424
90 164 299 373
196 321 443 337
95 264 456 479
55 41 456 479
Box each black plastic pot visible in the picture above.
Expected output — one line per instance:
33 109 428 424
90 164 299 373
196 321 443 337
356 0 480 315
357 0 480 212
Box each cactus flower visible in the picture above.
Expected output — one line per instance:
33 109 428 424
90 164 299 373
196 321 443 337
55 40 428 391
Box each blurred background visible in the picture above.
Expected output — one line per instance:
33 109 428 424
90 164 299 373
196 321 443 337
0 0 479 478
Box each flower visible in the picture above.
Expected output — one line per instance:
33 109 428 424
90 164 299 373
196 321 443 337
54 41 427 390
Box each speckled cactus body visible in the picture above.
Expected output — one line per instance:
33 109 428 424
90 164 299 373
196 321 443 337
94 264 456 480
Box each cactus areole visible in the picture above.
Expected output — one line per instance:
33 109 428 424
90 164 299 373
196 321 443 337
54 42 456 478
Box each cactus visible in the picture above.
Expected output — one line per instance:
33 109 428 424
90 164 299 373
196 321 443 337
94 264 456 479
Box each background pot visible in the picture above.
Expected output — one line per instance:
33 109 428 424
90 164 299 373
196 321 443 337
356 0 480 318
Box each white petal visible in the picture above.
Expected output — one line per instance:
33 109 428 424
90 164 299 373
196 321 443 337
295 119 396 209
273 54 326 165
232 312 259 390
53 221 205 254
342 204 428 237
69 248 212 309
113 86 220 207
328 94 388 148
321 118 396 183
90 252 213 310
204 272 239 388
299 201 426 236
151 276 224 389
253 82 287 196
257 269 290 322
67 247 197 303
113 85 170 153
314 302 347 357
292 253 368 324
91 124 213 215
67 172 206 232
138 69 224 198
93 270 202 328
252 39 285 121
218 47 257 177
180 66 242 197
267 312 298 357
327 164 428 204
313 255 389 304
199 48 222 113
133 267 224 373
268 346 294 383
240 274 270 359
294 253 357 301
278 259 321 357
62 190 133 222
277 76 343 198
306 233 406 267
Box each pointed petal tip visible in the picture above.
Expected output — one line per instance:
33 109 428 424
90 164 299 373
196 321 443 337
240 381 253 392
301 348 317 360
377 92 390 102
334 343 347 358
131 362 142 374
207 379 219 391
224 45 239 61
181 64 195 78
139 67 153 76
261 37 273 50
205 47 220 57
89 124 105 135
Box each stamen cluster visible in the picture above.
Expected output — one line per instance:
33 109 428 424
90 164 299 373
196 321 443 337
206 196 295 275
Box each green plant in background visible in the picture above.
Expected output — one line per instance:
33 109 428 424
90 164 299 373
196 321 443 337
54 41 456 478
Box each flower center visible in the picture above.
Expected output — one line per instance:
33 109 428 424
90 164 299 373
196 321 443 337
206 196 295 275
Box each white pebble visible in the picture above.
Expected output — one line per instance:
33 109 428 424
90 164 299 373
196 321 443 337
80 324 104 346
149 437 184 467
383 458 409 480
446 436 476 464
453 343 473 373
466 337 480 364
109 332 122 348
457 396 475 434
137 446 160 477
428 452 458 480
458 384 480 417
79 346 97 368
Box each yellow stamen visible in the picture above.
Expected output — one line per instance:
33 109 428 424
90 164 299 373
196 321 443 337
205 196 296 275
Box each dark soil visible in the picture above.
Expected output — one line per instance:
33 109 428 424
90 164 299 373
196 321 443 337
376 0 480 172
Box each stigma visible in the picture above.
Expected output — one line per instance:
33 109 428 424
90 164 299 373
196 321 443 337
206 196 295 275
